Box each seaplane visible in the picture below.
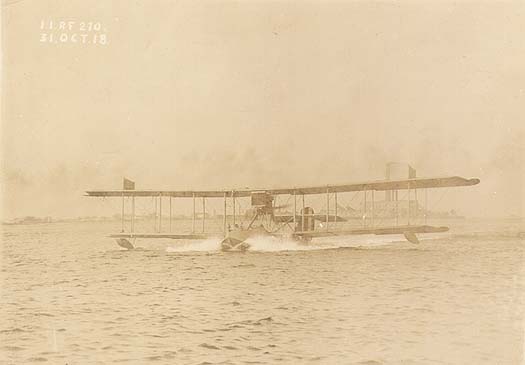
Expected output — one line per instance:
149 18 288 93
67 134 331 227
85 166 479 251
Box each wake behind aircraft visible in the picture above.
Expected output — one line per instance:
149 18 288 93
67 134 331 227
86 167 480 251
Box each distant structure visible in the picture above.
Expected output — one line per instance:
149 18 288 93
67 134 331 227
365 162 421 218
338 162 462 219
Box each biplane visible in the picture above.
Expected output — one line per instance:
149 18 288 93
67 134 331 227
86 168 480 251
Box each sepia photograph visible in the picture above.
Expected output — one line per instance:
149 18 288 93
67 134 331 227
1 1 524 364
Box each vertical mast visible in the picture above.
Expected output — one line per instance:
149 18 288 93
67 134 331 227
407 182 411 226
154 196 157 232
159 194 162 233
169 196 172 232
363 189 367 228
334 192 338 229
301 194 305 231
371 190 374 228
131 196 135 233
202 197 206 233
395 190 399 226
192 193 195 233
223 192 227 234
121 192 125 232
326 188 329 231
293 191 296 228
232 191 236 226
425 189 428 225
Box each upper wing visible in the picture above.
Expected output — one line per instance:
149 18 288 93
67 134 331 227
85 176 479 198
266 176 480 195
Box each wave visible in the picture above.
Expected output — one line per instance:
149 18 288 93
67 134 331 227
165 233 404 253
166 238 222 252
246 235 332 252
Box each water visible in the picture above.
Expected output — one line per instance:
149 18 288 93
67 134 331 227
1 219 524 364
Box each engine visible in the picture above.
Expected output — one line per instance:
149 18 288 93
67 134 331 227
250 191 274 214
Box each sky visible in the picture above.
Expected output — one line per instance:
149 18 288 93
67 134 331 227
1 0 524 219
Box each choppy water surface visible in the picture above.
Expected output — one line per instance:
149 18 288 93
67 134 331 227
1 219 524 364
